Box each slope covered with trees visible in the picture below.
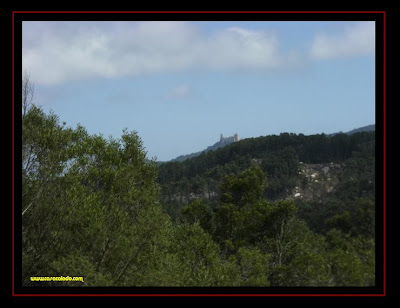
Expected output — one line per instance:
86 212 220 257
22 101 375 287
158 131 375 216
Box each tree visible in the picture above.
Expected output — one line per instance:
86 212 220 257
214 203 244 256
22 107 91 284
324 229 374 286
220 165 267 207
22 91 375 287
236 247 270 286
351 199 375 238
158 222 240 286
266 218 330 286
181 199 213 233
22 106 168 286
266 200 298 267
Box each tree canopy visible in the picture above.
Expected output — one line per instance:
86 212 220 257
22 102 375 287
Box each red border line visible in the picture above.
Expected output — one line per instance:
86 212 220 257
13 293 386 297
12 11 15 298
13 10 387 14
13 10 386 298
382 10 387 297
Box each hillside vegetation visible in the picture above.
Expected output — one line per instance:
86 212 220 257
22 105 375 287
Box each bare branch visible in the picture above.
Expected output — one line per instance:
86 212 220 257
22 71 34 117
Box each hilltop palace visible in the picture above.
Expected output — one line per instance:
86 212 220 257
220 133 240 143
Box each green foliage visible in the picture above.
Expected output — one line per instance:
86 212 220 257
49 255 113 286
267 219 330 286
214 203 244 254
158 130 374 214
220 165 266 207
165 222 239 286
352 199 375 238
236 247 270 286
181 199 213 233
325 211 353 234
324 229 375 286
298 198 375 238
22 105 167 286
261 147 299 199
22 104 375 287
324 200 375 238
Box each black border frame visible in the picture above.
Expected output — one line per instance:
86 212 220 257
11 10 387 299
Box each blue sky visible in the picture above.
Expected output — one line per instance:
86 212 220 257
22 21 375 161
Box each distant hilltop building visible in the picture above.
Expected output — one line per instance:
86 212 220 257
220 133 240 143
170 133 241 162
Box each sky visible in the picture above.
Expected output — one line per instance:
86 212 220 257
22 20 375 161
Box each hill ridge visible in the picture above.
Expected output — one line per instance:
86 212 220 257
167 124 375 163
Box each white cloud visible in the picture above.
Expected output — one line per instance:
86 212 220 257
202 27 283 70
309 22 375 60
23 21 292 86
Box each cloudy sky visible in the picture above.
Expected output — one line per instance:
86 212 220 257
22 20 375 161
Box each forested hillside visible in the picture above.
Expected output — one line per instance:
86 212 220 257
158 132 375 217
22 104 375 287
